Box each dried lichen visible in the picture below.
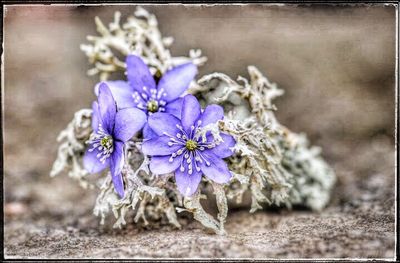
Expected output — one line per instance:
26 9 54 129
50 109 93 189
190 66 336 212
80 7 207 80
51 7 336 234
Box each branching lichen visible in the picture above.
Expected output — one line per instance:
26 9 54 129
80 7 207 80
51 7 336 234
50 109 93 189
190 66 336 213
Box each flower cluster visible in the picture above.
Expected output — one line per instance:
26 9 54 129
84 55 235 198
51 9 336 234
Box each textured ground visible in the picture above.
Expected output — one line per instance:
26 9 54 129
3 4 396 259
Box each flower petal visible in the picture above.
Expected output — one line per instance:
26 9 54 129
181 94 201 133
149 155 183 175
110 141 125 198
164 97 183 119
207 133 236 158
142 135 183 156
143 122 158 139
83 147 109 174
148 112 181 137
97 83 117 134
174 161 202 197
126 55 156 94
113 108 147 142
157 63 197 102
200 104 224 127
95 81 136 109
91 101 101 132
198 151 232 184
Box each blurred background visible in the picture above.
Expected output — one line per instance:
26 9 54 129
3 4 396 259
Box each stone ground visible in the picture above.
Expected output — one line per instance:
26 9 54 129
3 4 397 259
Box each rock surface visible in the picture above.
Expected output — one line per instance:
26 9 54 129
3 4 396 259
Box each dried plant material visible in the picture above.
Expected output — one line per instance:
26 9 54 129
190 66 336 212
80 7 207 80
181 190 225 235
51 7 336 234
50 109 93 189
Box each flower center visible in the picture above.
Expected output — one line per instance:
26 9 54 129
87 125 114 164
147 100 159 113
100 135 113 150
185 140 198 151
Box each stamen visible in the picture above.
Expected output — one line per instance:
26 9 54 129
157 88 165 99
195 150 211 167
87 125 114 163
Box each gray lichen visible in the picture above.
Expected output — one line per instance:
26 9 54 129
50 7 336 234
50 109 93 189
80 7 207 81
190 66 336 213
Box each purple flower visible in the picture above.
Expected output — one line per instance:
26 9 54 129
95 55 198 138
142 94 236 196
83 83 147 198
